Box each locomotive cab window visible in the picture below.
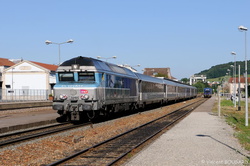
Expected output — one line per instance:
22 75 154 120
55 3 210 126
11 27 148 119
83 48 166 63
78 72 95 82
59 72 74 81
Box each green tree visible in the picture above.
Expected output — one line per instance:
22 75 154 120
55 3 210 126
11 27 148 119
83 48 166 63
196 60 250 79
180 78 189 84
193 81 211 93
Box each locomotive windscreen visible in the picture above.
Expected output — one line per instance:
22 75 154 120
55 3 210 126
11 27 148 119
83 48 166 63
78 72 95 82
58 72 74 81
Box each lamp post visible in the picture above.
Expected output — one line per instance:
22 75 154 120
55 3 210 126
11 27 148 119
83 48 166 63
227 69 231 78
222 75 225 97
223 73 230 97
230 65 235 105
238 64 241 111
238 25 248 126
231 51 237 108
97 56 117 62
45 39 74 65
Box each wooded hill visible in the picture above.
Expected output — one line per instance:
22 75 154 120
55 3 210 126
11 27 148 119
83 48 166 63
195 60 250 79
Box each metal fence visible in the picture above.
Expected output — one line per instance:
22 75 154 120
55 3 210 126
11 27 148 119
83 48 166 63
221 93 231 99
0 89 50 102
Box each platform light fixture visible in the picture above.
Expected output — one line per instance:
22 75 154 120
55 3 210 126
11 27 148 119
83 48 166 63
238 25 248 126
45 39 74 65
121 64 140 68
120 64 140 72
131 64 141 67
97 56 117 62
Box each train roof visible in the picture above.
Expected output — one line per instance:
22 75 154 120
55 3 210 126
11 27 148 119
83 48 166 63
163 79 178 86
163 78 196 89
58 57 197 89
58 56 137 78
134 73 164 84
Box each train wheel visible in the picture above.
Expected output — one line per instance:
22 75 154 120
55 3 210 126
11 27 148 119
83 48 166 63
101 106 110 119
87 110 95 120
56 115 67 123
129 103 137 112
160 100 164 106
138 103 146 112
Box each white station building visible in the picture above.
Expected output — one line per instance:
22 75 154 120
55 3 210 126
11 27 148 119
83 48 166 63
1 58 58 101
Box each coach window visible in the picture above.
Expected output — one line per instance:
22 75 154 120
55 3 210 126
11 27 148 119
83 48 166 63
59 72 74 81
78 72 95 82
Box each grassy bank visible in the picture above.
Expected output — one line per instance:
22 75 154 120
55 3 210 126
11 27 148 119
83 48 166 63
213 99 250 152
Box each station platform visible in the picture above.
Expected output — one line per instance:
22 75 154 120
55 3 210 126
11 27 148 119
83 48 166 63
125 97 250 166
0 106 59 134
0 100 52 110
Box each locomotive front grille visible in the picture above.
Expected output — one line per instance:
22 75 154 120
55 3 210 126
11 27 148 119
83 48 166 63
70 96 79 101
68 103 92 111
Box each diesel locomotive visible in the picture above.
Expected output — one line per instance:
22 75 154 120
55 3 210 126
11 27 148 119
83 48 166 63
203 88 212 98
52 56 197 122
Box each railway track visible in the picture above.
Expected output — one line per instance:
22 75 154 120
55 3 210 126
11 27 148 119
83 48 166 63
47 98 207 166
0 122 91 147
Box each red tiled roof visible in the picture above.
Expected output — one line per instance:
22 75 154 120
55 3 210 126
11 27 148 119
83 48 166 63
228 77 250 83
31 61 58 71
143 67 176 79
0 58 15 66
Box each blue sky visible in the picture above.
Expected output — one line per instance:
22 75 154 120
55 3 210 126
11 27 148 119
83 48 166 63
0 0 249 79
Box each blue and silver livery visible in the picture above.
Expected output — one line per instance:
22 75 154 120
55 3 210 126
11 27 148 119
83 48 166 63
52 56 197 122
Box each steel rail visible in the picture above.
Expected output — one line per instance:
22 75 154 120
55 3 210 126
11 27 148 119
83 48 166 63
47 98 207 166
0 123 69 138
107 98 206 166
0 122 91 147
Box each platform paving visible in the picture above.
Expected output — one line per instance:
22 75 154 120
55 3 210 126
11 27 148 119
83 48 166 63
0 108 58 133
125 97 250 166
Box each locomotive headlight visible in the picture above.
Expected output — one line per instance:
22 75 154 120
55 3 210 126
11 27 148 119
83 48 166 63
80 94 89 100
71 64 80 70
59 94 68 100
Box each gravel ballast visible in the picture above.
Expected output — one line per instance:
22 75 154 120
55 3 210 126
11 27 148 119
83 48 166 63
125 97 250 166
0 99 195 165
